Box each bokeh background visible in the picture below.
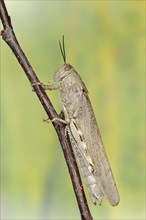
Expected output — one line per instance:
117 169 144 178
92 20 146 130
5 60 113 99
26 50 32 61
1 1 145 219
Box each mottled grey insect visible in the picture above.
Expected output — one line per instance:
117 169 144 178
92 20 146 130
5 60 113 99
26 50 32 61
47 37 120 206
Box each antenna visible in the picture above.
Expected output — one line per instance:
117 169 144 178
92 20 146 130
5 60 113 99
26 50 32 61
59 35 66 63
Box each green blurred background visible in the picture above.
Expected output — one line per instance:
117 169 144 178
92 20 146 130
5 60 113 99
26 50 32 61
1 1 145 219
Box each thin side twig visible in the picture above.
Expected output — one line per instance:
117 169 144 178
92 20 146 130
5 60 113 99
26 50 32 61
0 0 93 219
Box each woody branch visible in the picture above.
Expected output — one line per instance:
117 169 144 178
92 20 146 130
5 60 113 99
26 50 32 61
0 0 93 220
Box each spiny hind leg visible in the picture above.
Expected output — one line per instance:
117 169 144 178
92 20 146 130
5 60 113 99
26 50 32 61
69 120 95 173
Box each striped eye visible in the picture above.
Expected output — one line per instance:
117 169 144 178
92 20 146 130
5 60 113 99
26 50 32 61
65 64 72 71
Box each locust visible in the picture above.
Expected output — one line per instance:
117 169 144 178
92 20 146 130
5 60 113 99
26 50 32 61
44 37 120 206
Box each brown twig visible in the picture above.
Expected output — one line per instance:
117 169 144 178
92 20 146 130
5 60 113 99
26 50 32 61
0 0 93 219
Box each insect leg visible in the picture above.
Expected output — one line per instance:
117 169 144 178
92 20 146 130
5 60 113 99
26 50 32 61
31 82 59 91
66 125 103 205
43 117 68 124
69 121 94 169
42 84 59 90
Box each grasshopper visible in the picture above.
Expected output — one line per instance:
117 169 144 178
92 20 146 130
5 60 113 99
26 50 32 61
45 37 120 206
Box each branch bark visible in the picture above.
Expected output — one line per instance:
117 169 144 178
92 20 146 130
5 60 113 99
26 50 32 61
0 0 93 219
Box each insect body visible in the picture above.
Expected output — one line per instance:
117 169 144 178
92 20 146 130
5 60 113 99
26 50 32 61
48 38 120 206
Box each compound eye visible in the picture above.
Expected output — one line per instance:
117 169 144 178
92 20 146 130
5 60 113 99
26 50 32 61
65 64 72 71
